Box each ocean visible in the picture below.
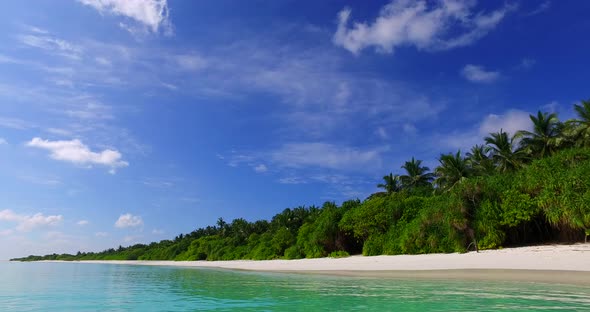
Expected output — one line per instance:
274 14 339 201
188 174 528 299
1 261 589 311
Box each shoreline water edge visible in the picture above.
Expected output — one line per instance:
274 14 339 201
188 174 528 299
34 244 590 285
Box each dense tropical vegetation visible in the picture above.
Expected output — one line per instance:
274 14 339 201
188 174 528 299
12 100 590 262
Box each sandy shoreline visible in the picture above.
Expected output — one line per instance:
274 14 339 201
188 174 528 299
40 244 590 285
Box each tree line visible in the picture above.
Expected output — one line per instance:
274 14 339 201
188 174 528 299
12 100 590 262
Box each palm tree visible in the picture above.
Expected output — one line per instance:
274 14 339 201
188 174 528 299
566 100 590 147
271 208 294 230
516 111 563 158
484 130 526 172
377 173 402 194
434 150 471 191
271 207 309 232
466 144 495 175
400 157 434 189
229 218 251 243
216 217 227 236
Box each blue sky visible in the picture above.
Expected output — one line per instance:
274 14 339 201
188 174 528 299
0 0 588 259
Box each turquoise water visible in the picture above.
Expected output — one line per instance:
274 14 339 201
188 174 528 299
1 262 590 311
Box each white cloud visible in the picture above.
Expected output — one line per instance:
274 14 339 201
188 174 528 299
27 137 128 173
278 176 308 185
27 26 49 35
95 231 109 237
77 220 89 226
542 101 559 113
179 197 200 203
375 127 388 139
525 1 550 17
5 27 445 146
461 64 500 83
175 54 208 71
254 164 268 173
0 229 13 236
309 174 359 185
334 82 351 106
0 116 33 130
95 57 112 66
479 109 532 136
0 54 18 64
151 229 164 235
3 21 445 202
198 37 445 136
17 175 62 186
78 0 170 33
52 79 74 88
115 213 143 228
439 109 533 150
226 153 255 168
46 128 73 137
278 174 372 199
0 209 63 232
333 0 515 55
65 102 113 120
227 143 386 181
161 82 178 90
123 235 142 243
142 178 174 188
18 33 82 59
270 143 383 170
439 131 483 151
43 231 70 241
0 138 6 145
403 123 417 134
518 58 536 70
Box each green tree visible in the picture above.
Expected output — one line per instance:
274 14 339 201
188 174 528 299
435 150 471 191
216 217 227 236
566 100 590 147
295 202 350 258
271 207 311 233
466 145 495 175
400 157 434 189
516 111 562 157
228 218 252 245
484 130 526 172
377 173 402 194
340 195 393 241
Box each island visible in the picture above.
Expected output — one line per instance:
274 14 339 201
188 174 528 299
13 101 590 284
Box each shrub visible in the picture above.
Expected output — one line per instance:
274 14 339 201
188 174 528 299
284 246 303 259
328 251 350 258
362 234 384 256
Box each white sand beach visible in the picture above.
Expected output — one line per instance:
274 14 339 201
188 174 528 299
52 244 590 284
